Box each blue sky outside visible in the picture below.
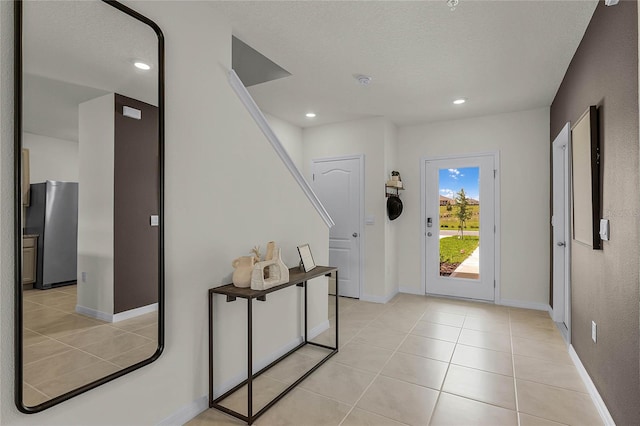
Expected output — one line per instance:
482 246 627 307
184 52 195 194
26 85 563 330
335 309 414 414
439 167 480 201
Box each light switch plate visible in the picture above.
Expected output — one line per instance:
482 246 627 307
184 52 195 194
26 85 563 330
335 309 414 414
592 321 597 343
150 215 159 227
365 215 375 225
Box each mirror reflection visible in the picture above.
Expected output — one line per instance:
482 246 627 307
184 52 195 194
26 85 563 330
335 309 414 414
20 0 161 408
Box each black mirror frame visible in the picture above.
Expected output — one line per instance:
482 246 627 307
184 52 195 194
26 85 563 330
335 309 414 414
14 0 164 413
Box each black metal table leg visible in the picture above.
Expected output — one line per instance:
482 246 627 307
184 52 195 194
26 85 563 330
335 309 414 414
335 271 339 348
247 298 253 424
304 280 308 343
208 291 214 407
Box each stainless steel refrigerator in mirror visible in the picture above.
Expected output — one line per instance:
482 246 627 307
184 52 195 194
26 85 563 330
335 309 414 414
25 181 78 289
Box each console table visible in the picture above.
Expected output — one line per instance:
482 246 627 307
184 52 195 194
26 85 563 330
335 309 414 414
208 266 338 425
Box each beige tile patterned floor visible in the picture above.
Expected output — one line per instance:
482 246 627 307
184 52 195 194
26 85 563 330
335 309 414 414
21 285 158 406
191 294 603 426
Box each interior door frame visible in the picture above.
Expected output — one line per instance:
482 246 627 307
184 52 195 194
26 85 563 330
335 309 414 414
552 123 572 342
311 154 365 299
420 151 501 301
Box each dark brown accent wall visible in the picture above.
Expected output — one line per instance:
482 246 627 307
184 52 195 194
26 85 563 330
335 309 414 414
550 1 639 424
114 94 159 314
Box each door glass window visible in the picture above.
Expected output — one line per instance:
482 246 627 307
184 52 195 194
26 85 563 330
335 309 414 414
438 167 480 280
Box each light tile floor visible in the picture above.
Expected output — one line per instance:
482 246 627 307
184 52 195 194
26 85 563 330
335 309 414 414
22 285 158 406
191 294 602 426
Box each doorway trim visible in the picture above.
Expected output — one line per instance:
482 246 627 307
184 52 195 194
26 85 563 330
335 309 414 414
420 151 501 301
311 154 365 299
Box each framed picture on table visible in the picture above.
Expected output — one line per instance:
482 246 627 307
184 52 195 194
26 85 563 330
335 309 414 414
297 244 316 272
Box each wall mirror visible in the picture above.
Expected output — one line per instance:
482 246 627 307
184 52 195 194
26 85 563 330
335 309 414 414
571 105 601 250
14 0 164 412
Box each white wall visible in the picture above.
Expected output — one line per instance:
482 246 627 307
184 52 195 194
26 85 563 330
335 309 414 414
397 108 551 306
303 117 396 302
0 2 329 424
22 133 78 183
76 94 115 317
264 113 303 170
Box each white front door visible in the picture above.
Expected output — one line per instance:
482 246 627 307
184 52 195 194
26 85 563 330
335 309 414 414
552 123 571 332
312 156 362 298
424 154 496 301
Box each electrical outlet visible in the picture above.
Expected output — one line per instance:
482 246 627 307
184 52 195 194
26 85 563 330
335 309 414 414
81 272 87 283
591 321 597 343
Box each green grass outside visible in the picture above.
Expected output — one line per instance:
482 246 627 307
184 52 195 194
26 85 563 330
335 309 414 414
439 205 480 230
439 236 479 264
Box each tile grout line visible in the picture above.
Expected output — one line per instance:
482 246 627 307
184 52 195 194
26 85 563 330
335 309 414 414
509 309 522 426
425 308 466 426
206 297 595 425
22 286 160 402
339 299 458 426
336 299 393 425
432 305 529 418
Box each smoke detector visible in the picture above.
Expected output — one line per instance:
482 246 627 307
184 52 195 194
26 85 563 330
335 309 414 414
355 74 372 86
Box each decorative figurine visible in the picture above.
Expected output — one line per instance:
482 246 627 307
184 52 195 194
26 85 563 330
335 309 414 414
231 256 255 288
251 245 289 290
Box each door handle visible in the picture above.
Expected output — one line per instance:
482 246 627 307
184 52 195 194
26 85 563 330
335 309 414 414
352 232 359 238
557 242 566 247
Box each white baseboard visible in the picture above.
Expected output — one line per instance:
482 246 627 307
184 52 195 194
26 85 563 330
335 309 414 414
76 303 158 323
569 345 616 426
361 288 398 304
398 286 423 296
113 303 158 322
497 299 550 312
309 319 330 339
75 305 113 322
156 395 208 426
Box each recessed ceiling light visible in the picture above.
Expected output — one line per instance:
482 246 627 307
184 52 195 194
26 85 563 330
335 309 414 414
453 98 467 105
305 112 317 118
134 61 151 71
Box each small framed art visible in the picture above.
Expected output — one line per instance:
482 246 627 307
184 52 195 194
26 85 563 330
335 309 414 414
297 244 316 272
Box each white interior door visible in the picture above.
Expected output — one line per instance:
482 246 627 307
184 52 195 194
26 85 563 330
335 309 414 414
552 123 571 331
424 154 496 301
312 156 362 298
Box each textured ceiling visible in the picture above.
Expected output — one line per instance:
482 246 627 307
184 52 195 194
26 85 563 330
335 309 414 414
22 0 158 141
212 0 598 128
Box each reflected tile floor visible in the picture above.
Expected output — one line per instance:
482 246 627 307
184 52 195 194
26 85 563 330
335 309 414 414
191 294 603 426
22 285 158 405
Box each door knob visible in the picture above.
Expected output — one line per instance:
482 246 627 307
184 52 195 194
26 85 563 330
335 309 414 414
557 242 566 247
352 232 359 237
427 232 433 237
